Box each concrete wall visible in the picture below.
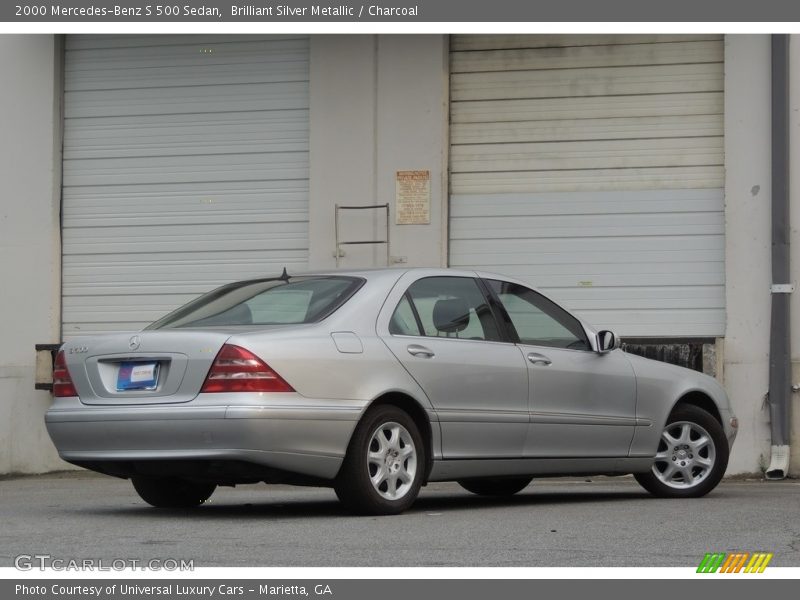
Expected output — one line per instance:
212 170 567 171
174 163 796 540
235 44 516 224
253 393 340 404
722 35 774 474
722 34 800 478
0 35 66 473
308 35 448 270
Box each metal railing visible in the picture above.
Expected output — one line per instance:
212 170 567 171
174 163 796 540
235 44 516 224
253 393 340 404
334 203 390 268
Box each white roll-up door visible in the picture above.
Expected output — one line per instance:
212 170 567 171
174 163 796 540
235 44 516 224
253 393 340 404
449 35 725 337
61 35 309 336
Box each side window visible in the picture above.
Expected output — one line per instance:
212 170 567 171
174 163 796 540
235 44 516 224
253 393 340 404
488 280 590 351
392 276 502 342
389 295 422 336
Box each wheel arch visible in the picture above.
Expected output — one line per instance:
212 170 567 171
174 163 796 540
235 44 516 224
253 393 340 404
357 391 436 483
671 390 722 425
636 389 730 498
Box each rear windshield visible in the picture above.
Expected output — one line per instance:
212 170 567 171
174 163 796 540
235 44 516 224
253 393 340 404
146 276 364 329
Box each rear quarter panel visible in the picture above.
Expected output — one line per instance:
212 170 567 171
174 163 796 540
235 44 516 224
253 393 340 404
229 326 435 409
227 271 436 411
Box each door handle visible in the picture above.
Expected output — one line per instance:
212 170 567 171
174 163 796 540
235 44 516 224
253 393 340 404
527 352 552 366
407 344 435 358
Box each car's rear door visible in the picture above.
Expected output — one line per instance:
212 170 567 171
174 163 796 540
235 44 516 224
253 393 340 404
378 274 529 459
485 279 637 458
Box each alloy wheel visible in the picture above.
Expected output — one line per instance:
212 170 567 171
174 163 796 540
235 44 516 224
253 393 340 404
366 421 418 501
652 421 716 489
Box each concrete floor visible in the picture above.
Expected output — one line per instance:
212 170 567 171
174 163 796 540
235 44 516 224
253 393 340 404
1 471 798 568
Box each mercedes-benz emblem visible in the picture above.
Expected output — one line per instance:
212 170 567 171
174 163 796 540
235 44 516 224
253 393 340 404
128 335 141 351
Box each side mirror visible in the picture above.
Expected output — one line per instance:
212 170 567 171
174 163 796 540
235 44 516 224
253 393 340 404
597 330 620 354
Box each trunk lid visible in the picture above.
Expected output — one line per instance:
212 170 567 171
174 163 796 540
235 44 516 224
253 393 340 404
62 330 235 405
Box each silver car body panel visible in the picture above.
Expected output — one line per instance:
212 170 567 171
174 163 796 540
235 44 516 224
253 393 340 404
46 394 363 479
428 457 655 481
66 330 232 405
520 344 637 457
623 352 738 454
376 269 530 459
46 267 736 484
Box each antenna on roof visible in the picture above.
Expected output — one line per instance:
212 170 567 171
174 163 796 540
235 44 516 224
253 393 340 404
279 267 290 281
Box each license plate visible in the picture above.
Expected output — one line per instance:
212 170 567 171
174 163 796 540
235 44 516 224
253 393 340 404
116 361 160 391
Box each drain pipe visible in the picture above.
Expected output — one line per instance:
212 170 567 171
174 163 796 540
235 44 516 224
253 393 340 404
766 34 792 480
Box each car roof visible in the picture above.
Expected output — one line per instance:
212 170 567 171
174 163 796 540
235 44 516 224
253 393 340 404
237 266 481 279
309 267 532 286
233 266 531 289
309 267 480 278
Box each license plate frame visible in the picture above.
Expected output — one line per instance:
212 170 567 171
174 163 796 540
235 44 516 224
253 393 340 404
116 361 160 391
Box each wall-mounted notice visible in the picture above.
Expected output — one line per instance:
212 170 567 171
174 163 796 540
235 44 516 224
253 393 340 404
395 170 430 225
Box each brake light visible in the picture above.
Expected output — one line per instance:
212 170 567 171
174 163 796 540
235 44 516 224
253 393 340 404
53 350 78 397
201 344 294 393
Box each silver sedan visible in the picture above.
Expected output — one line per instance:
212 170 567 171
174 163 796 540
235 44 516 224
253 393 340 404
46 268 738 514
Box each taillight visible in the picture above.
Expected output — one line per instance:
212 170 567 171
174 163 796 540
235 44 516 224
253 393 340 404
53 350 78 397
201 344 294 393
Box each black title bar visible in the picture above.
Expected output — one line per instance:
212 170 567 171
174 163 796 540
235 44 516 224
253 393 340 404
4 0 800 22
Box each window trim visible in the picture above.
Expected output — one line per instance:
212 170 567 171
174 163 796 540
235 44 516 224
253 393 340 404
405 291 425 336
475 277 519 344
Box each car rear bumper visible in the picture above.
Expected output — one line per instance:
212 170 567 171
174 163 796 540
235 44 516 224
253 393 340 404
45 394 367 480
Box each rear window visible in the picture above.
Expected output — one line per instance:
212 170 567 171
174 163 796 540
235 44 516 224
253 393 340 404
146 276 363 329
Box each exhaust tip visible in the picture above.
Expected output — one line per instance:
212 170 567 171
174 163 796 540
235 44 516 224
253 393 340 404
765 445 791 480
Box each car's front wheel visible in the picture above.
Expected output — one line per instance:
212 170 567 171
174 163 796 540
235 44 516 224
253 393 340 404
634 404 728 498
335 405 425 515
131 476 216 508
458 476 533 497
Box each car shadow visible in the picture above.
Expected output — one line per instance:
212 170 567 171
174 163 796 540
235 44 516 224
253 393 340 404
82 487 658 521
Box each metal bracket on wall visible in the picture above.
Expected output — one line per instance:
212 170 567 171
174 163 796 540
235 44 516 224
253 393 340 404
34 343 62 392
334 203 390 268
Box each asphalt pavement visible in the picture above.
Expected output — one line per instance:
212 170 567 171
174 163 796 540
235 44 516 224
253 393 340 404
1 471 798 568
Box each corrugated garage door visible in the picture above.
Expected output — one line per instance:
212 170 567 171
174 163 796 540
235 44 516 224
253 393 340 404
62 35 309 336
449 35 725 337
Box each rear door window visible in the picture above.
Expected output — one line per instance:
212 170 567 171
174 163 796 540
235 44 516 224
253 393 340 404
389 276 502 342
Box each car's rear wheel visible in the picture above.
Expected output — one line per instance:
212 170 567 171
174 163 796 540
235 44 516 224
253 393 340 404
335 405 425 515
131 476 216 508
634 404 728 498
458 476 533 497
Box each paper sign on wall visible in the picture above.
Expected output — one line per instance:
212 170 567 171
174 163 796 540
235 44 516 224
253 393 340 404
395 170 430 225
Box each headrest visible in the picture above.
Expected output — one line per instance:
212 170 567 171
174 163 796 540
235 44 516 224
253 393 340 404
432 298 470 333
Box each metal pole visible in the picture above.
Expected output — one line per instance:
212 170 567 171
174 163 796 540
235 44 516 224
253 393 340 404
766 34 792 478
385 203 390 267
334 204 340 268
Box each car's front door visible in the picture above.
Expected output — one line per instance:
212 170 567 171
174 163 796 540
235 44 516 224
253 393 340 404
379 275 529 459
485 279 637 458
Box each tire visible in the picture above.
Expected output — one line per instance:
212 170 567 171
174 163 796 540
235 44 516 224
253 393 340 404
131 476 216 508
458 476 533 497
634 404 729 498
335 405 426 515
